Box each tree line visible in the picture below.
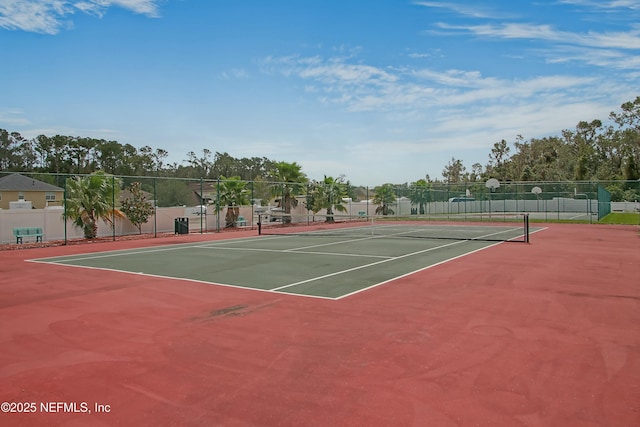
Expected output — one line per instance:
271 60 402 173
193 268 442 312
439 97 640 185
2 97 639 187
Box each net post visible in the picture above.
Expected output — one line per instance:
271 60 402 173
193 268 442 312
257 214 262 235
524 213 530 243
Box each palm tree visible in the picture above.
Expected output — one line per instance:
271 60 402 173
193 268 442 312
373 183 396 216
408 179 429 215
215 176 250 227
270 161 307 223
65 172 124 238
310 175 348 222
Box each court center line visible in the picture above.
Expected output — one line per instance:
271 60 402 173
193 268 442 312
270 239 468 291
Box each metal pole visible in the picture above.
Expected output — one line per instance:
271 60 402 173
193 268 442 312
112 175 116 241
153 178 157 238
63 176 68 245
216 178 220 232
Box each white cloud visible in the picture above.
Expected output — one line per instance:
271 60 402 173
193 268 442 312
559 0 640 10
220 68 249 79
0 108 31 126
0 0 71 34
413 1 511 19
0 0 160 34
262 53 606 118
436 22 640 49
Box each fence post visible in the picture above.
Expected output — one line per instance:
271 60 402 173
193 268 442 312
112 175 116 241
200 177 204 233
63 176 68 245
153 178 157 238
216 178 220 232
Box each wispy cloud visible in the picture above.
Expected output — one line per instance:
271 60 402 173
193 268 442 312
261 54 602 115
0 108 31 126
0 0 160 34
262 55 397 85
559 0 640 10
413 1 510 19
443 22 640 49
220 68 250 79
433 22 640 70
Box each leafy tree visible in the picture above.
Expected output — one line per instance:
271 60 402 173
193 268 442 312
65 172 124 239
251 177 273 206
186 149 214 178
121 181 155 233
215 176 251 227
0 130 34 171
486 139 510 180
155 179 192 207
95 139 134 175
610 96 640 131
442 157 466 183
373 184 396 215
212 152 240 178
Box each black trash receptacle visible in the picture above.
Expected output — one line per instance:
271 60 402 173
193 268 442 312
174 217 189 234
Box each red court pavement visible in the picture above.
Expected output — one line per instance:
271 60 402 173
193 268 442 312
0 224 639 426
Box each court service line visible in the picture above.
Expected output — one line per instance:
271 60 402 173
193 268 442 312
283 235 383 252
194 245 392 259
29 244 199 264
270 239 468 292
24 261 338 301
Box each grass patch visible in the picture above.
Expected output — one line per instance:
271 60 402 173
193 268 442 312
599 212 640 225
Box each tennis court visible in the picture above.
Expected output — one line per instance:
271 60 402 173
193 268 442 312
2 221 640 426
30 220 536 299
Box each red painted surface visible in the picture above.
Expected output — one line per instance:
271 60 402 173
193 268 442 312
0 224 639 426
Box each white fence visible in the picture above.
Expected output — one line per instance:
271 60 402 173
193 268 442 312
0 206 258 244
611 201 640 212
1 199 638 245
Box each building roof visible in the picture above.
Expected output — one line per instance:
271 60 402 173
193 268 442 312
0 173 64 192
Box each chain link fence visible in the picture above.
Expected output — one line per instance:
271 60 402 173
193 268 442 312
1 172 638 245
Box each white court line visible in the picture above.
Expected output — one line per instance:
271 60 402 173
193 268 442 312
26 227 545 301
193 245 392 259
27 235 284 264
568 213 589 220
270 239 468 292
27 261 337 301
29 244 197 264
337 242 503 299
339 226 549 299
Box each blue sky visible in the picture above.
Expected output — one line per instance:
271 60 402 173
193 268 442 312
2 0 639 186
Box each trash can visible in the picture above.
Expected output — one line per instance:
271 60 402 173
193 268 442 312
174 217 189 234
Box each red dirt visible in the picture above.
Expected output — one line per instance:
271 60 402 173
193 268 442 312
0 224 639 426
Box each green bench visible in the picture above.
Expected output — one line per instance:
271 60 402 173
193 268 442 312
236 216 248 227
13 227 44 244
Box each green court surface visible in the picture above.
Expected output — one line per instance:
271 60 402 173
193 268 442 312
31 224 535 299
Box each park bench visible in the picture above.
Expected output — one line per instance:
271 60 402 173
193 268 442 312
236 216 248 227
13 227 44 244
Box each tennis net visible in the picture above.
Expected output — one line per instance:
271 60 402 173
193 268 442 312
258 213 530 243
